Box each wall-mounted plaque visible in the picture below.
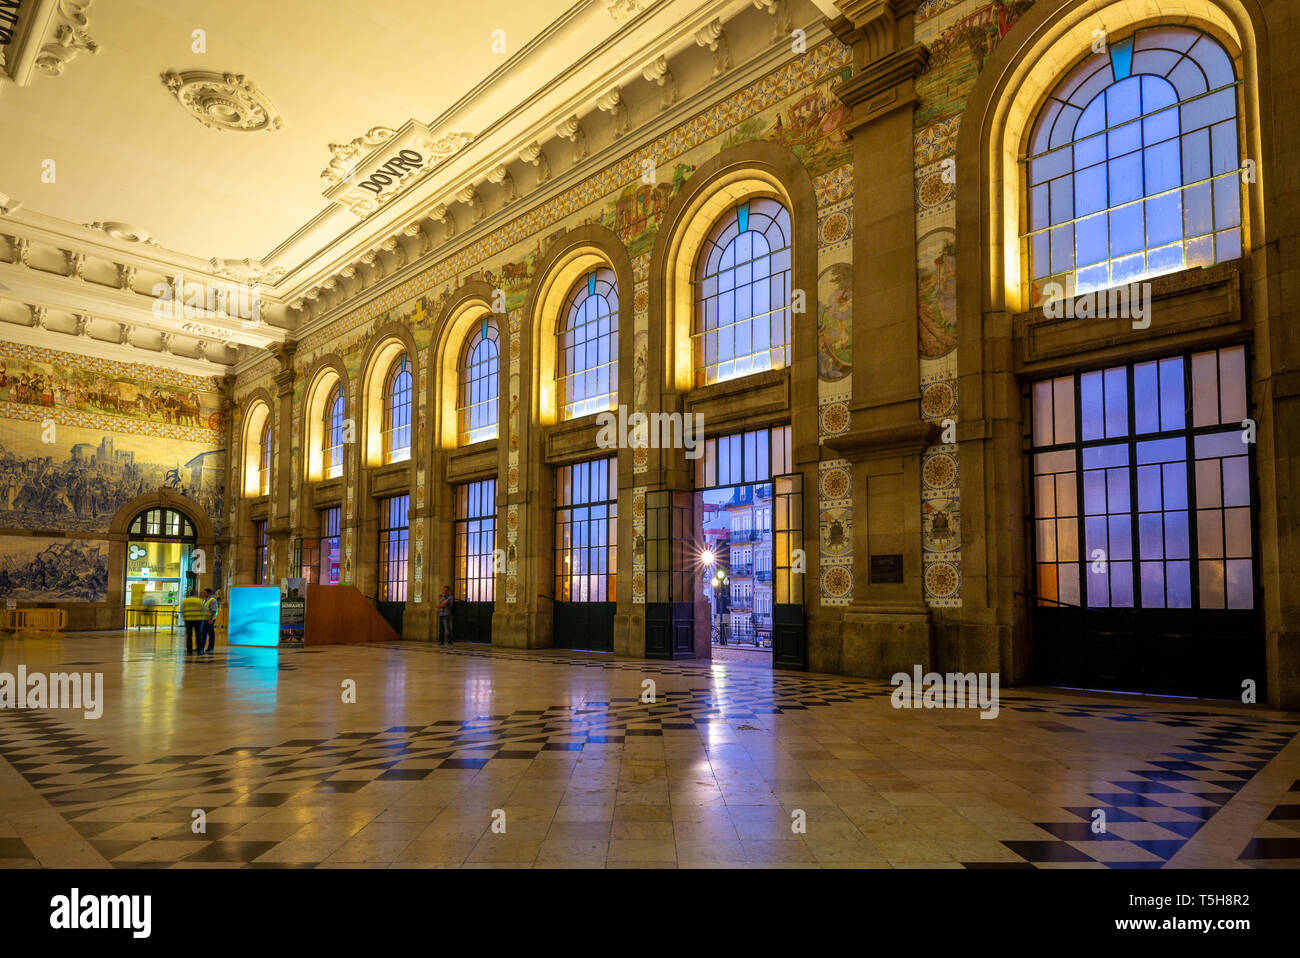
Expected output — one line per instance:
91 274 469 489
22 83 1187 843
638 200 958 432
870 554 904 583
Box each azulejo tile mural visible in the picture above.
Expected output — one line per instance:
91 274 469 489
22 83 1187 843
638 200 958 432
818 460 852 607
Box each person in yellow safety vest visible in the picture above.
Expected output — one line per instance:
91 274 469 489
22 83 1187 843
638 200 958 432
200 588 218 654
180 590 205 654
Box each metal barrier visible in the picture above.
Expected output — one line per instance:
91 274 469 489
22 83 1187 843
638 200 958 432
2 608 67 635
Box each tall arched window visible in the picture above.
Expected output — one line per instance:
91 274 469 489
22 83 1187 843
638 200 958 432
322 383 345 479
259 421 273 496
693 198 792 388
557 268 618 421
382 354 412 464
457 317 499 444
1026 26 1242 305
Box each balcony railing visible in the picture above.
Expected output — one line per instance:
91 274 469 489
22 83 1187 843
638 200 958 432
711 620 772 649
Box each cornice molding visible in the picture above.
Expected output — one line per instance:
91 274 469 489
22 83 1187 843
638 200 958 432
0 319 232 378
257 17 837 374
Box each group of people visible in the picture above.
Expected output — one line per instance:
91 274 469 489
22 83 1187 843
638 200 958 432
180 588 219 653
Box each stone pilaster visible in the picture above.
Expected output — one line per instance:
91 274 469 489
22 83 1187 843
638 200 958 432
825 0 933 677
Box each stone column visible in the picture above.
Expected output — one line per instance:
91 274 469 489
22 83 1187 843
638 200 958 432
826 0 935 677
268 342 297 584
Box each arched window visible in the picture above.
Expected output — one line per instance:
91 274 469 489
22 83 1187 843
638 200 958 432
322 383 345 479
693 198 792 388
557 269 618 421
382 354 412 464
1026 26 1242 305
457 317 499 444
259 421 273 496
128 508 195 540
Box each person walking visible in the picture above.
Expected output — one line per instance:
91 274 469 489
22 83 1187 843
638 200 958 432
200 588 218 653
180 589 204 654
437 585 455 645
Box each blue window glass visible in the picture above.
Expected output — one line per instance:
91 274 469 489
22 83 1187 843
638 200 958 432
1027 26 1243 304
383 354 412 463
557 269 618 421
693 197 792 387
458 317 499 444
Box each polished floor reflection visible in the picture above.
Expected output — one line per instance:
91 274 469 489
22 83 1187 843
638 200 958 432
1 631 1297 869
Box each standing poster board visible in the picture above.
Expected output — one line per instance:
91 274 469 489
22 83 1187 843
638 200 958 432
279 577 305 644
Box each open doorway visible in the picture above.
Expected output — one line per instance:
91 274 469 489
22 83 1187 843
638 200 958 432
690 425 804 669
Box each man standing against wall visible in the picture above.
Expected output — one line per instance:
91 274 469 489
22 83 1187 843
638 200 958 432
437 585 454 645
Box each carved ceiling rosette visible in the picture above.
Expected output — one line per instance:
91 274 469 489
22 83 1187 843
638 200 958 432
160 71 284 132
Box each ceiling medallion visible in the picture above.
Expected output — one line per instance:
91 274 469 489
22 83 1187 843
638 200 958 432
160 71 283 133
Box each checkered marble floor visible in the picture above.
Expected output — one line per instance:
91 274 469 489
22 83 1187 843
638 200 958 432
1 631 1297 869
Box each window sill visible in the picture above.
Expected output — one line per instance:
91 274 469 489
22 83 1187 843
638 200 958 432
1014 259 1248 374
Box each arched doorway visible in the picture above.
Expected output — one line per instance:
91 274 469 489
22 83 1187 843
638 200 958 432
108 490 215 631
123 506 197 627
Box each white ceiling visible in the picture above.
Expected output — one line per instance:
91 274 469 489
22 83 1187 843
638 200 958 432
0 0 579 259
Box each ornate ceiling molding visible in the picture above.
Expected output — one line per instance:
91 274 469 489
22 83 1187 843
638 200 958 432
209 257 287 285
0 0 100 88
607 0 654 21
84 220 158 245
319 121 475 218
159 70 284 133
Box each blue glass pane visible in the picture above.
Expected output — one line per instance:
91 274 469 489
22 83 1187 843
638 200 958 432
1104 367 1129 437
1138 437 1185 464
1106 75 1141 122
1143 106 1180 146
1108 121 1142 161
1134 363 1160 433
1162 462 1188 510
1052 224 1075 272
1214 180 1241 229
1110 37 1135 81
1074 164 1108 217
1108 514 1132 557
1211 120 1239 176
1111 252 1147 285
1083 442 1128 470
1075 97 1106 138
1109 203 1145 257
1080 372 1104 440
1076 213 1108 267
1181 127 1211 182
1144 139 1181 194
1138 512 1164 556
1147 243 1185 275
1140 75 1178 112
1216 228 1242 262
1108 152 1143 206
1183 181 1214 237
1074 133 1107 170
1140 562 1165 606
1159 359 1185 431
1145 192 1183 248
1166 561 1192 607
1050 176 1074 222
1077 263 1109 291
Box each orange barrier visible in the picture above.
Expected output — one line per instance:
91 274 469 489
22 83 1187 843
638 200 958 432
304 585 399 645
2 608 67 635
